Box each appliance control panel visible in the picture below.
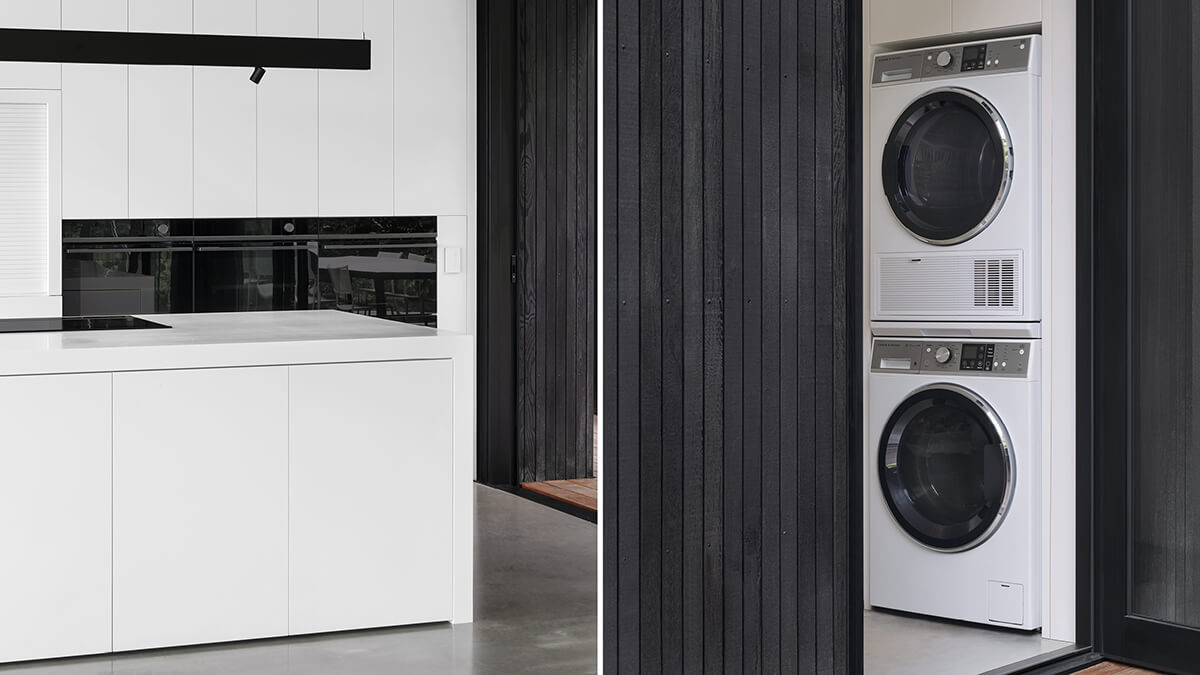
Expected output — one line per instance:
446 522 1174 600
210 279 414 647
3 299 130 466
872 36 1037 85
871 340 1032 377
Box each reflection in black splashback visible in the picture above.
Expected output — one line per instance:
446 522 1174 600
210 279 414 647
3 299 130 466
63 217 439 327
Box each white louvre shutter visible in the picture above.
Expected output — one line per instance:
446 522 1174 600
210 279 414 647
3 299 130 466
0 101 50 296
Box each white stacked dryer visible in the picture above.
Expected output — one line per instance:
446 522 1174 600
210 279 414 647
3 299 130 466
867 35 1044 630
870 35 1041 329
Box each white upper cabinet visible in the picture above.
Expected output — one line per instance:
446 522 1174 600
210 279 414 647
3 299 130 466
0 90 60 302
870 0 1043 46
870 0 952 46
62 0 128 220
951 0 1042 34
318 0 394 216
128 0 192 218
193 0 257 217
258 0 319 217
0 1 61 89
394 0 469 216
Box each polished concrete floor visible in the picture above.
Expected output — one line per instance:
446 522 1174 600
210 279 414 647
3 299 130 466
864 608 1071 675
0 485 598 675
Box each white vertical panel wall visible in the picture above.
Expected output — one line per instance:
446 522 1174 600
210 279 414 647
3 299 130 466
394 0 468 216
193 0 257 217
257 0 319 218
62 0 129 220
0 1 60 89
128 0 193 219
318 0 394 216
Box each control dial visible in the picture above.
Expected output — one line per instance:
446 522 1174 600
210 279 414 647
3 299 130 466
935 50 953 68
934 346 953 364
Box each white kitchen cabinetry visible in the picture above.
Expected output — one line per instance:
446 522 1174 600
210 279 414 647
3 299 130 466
0 1 60 89
318 0 394 216
394 0 469 216
289 359 454 634
112 367 289 651
128 0 193 218
258 0 319 217
952 0 1041 34
194 0 257 217
870 0 952 45
62 0 128 220
0 374 112 663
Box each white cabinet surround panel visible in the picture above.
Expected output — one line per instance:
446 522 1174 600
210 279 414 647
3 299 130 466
62 0 129 220
0 1 60 89
257 0 319 217
193 0 257 217
318 0 395 216
952 0 1041 34
0 374 112 663
128 0 193 218
112 367 289 651
290 360 454 633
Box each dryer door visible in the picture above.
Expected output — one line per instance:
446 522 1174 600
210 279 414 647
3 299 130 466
878 383 1014 551
882 87 1013 245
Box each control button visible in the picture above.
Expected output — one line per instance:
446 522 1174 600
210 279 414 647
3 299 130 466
157 223 169 235
994 58 1000 65
936 50 952 68
926 346 932 352
994 361 999 368
1002 362 1007 368
1019 43 1026 50
934 346 952 364
1019 348 1025 355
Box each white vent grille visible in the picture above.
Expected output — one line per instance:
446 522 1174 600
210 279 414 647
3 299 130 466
0 102 49 296
876 252 1023 318
974 258 1016 308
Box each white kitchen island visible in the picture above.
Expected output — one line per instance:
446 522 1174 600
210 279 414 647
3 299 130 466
0 311 473 663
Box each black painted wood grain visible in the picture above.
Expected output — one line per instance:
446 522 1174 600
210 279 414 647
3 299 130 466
602 0 852 671
515 0 597 483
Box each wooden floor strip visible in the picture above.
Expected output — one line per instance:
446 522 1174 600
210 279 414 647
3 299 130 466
1077 662 1163 675
521 478 598 512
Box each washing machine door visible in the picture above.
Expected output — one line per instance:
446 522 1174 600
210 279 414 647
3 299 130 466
878 383 1014 552
882 87 1013 245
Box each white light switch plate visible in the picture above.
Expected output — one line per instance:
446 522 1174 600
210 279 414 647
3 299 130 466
444 247 462 275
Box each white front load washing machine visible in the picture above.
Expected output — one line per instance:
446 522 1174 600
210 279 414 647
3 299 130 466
870 36 1041 326
868 337 1040 629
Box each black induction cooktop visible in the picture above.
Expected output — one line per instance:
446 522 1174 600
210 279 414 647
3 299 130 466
0 316 171 334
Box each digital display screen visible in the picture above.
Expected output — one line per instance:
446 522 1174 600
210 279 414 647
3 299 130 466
962 343 986 360
963 45 987 61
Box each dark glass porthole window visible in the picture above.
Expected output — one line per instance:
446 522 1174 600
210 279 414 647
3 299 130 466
878 384 1014 551
882 87 1013 245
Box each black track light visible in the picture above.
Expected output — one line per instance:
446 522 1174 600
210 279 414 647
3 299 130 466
250 66 266 84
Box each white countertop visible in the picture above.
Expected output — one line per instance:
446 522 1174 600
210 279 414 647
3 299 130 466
0 311 471 376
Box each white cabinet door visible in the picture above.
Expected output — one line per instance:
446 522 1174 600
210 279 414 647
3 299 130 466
394 0 468 216
194 0 257 217
62 0 128 220
258 0 318 217
318 0 394 216
0 90 61 302
128 0 192 218
0 374 112 663
952 0 1041 34
0 1 60 89
289 360 454 634
112 367 289 651
869 0 952 45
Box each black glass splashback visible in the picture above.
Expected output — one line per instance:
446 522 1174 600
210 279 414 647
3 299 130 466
63 217 438 327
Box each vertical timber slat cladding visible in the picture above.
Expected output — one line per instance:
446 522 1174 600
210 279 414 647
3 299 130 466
515 0 598 483
603 0 852 671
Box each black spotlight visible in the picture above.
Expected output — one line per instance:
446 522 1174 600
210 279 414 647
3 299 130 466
250 66 266 84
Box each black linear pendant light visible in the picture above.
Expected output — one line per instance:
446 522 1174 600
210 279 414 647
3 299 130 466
0 28 370 72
